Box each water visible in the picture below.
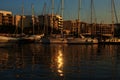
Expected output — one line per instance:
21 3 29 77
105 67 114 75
0 43 120 80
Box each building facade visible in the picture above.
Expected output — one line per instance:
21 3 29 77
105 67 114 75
63 20 77 32
0 13 2 25
0 10 13 25
38 14 63 34
14 15 21 27
63 20 89 34
63 20 114 38
14 15 34 28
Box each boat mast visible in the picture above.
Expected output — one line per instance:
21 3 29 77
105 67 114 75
111 0 115 37
78 0 81 36
21 4 24 35
91 0 97 37
90 0 96 37
111 0 119 37
51 0 54 34
90 0 93 37
112 0 118 23
61 0 64 37
91 0 93 24
78 0 81 21
32 4 35 35
42 2 47 36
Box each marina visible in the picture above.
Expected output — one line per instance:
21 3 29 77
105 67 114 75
0 0 120 44
1 0 120 80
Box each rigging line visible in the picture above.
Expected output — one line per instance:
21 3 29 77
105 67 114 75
111 0 115 37
92 0 97 23
112 0 118 23
42 2 47 15
90 0 97 24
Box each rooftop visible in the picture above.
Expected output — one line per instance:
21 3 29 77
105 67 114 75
0 10 12 16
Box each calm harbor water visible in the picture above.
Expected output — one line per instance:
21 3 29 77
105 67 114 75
0 43 120 80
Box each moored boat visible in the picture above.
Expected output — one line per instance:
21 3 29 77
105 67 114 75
40 36 67 44
18 34 44 43
67 37 98 44
0 35 19 43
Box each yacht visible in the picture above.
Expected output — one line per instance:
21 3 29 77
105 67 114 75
67 34 98 44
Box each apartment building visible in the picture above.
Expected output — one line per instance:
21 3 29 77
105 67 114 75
14 15 34 28
0 13 2 25
38 14 63 34
0 10 13 25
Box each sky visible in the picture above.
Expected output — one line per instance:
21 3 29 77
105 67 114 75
0 0 120 24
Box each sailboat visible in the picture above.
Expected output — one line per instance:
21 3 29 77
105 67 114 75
67 0 98 44
100 0 120 44
0 35 19 43
19 4 44 43
0 19 20 43
40 0 68 44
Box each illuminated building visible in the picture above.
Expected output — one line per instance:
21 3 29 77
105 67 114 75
38 14 63 34
14 15 35 28
14 15 21 27
0 10 13 25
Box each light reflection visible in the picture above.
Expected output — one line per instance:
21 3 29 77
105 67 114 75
57 49 64 76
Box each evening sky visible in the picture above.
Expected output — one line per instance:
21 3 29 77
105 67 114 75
0 0 120 23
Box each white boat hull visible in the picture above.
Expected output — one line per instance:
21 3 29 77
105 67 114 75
40 37 67 44
18 34 44 43
67 38 98 44
0 36 19 43
40 37 98 44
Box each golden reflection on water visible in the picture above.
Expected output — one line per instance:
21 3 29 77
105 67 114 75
57 49 63 76
51 45 64 77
